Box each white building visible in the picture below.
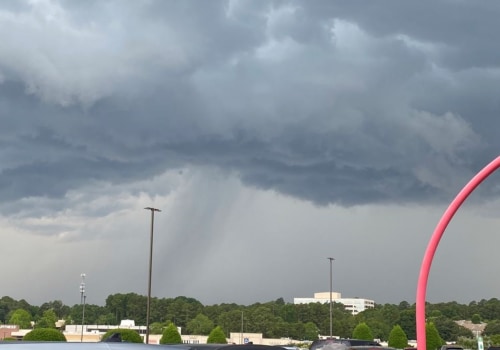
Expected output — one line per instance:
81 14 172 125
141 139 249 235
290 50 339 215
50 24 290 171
293 292 375 315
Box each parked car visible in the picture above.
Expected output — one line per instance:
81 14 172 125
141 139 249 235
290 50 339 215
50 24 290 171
440 345 464 350
166 344 287 350
351 347 396 350
310 339 381 350
166 345 224 350
215 346 287 350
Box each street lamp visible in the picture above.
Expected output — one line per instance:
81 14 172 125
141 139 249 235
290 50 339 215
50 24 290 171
327 257 335 338
240 311 244 344
144 207 161 344
80 273 86 342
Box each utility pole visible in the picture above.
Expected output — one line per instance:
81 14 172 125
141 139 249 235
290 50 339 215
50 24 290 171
240 311 244 344
144 207 161 344
327 257 335 338
80 273 86 342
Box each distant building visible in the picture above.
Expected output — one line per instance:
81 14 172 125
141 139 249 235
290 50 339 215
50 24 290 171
64 320 178 344
63 322 300 345
0 325 19 340
293 292 375 315
10 319 301 345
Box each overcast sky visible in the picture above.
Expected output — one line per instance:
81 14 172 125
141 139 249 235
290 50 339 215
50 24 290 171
2 0 500 309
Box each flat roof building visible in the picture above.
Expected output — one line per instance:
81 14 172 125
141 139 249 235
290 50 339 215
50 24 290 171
293 292 375 315
0 325 19 340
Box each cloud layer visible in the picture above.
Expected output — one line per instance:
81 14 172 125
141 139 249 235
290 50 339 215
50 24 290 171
1 0 500 307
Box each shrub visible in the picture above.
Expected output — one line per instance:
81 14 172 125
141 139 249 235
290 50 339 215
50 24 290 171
471 314 481 324
207 326 227 344
426 322 444 350
23 328 66 341
352 322 374 340
160 323 182 344
101 329 143 343
388 325 409 349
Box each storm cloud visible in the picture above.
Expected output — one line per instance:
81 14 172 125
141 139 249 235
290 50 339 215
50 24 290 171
1 0 500 308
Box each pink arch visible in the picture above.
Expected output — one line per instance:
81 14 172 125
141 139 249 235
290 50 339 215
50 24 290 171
416 156 500 350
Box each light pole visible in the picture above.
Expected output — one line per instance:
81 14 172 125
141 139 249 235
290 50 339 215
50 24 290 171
144 207 161 344
80 273 86 342
327 257 335 338
240 311 244 344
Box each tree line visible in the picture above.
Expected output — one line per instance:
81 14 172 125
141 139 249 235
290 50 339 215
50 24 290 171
4 294 500 345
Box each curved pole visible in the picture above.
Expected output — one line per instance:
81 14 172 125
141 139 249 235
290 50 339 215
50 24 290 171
417 156 500 350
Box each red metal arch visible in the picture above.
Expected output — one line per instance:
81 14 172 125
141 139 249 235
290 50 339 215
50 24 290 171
417 156 500 350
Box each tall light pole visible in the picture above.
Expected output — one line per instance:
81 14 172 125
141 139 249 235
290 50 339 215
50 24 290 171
240 311 244 344
327 257 335 338
144 207 161 344
80 273 86 342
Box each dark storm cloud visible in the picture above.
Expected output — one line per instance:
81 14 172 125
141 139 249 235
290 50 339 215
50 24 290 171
304 1 500 65
4 0 500 309
1 0 500 215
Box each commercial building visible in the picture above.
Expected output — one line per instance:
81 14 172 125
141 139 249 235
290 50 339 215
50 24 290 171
293 292 375 315
5 317 302 345
0 325 19 340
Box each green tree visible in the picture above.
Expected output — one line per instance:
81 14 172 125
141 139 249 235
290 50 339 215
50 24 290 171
434 316 472 341
39 301 68 319
105 293 147 324
280 304 298 323
429 310 443 319
218 310 245 334
353 322 373 340
489 334 500 346
302 303 329 335
381 304 402 326
101 329 143 343
304 321 319 341
8 309 32 329
388 325 408 349
23 328 66 341
399 309 417 340
366 319 391 341
484 321 500 336
471 314 481 324
207 326 227 344
398 301 411 310
1 296 20 322
426 322 444 350
187 314 214 335
150 322 167 335
456 336 477 350
427 301 468 321
35 309 58 329
476 299 500 321
249 306 280 337
96 313 117 325
160 323 182 344
164 296 204 330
